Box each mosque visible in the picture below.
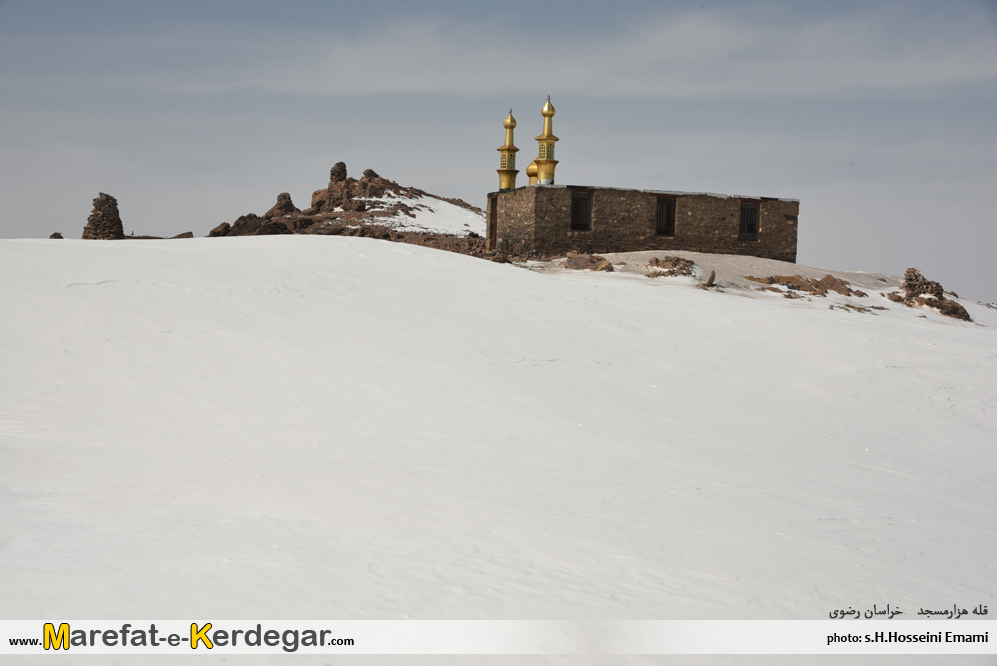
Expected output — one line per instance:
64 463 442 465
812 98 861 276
486 98 799 263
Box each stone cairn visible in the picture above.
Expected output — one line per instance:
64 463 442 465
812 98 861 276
82 193 125 240
886 268 971 321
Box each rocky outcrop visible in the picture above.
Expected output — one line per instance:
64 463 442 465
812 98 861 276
329 162 347 183
887 268 971 321
208 214 290 237
264 193 300 218
745 274 867 298
49 232 63 239
82 193 125 240
203 162 487 258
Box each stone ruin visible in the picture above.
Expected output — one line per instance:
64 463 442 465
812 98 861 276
82 193 125 240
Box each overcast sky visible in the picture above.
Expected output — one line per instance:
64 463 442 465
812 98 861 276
2 1 995 300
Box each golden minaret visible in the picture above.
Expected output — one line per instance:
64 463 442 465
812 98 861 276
496 109 519 191
526 160 539 185
534 96 558 184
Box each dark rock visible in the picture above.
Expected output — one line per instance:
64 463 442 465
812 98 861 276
705 270 715 287
467 231 480 239
264 192 300 218
82 192 125 240
362 169 380 179
935 299 971 321
284 218 314 232
170 232 194 239
208 222 232 237
252 220 291 236
329 162 347 183
230 214 264 236
49 232 63 239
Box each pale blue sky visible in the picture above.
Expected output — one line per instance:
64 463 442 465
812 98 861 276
2 1 995 300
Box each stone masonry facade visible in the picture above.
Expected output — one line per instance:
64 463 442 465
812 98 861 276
487 185 799 263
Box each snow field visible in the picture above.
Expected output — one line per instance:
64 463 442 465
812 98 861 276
0 236 994 665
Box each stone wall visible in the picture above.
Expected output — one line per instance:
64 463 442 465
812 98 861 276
491 185 798 262
490 187 537 255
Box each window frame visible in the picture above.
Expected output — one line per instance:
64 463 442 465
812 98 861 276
570 188 592 232
656 195 677 237
739 200 759 241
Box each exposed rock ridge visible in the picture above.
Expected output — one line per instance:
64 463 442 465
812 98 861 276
207 163 485 259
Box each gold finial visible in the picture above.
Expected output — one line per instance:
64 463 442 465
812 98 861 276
526 160 539 186
503 109 516 129
534 97 558 184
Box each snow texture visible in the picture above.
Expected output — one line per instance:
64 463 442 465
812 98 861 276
362 193 484 236
1 236 995 665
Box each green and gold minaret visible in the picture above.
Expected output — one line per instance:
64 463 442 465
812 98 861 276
496 109 519 191
534 96 558 185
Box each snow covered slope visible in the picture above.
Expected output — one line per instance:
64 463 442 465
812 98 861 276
1 237 995 665
375 193 486 236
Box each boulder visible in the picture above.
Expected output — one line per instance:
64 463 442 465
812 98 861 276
170 232 194 239
564 252 614 272
49 232 63 239
208 222 231 237
935 299 971 321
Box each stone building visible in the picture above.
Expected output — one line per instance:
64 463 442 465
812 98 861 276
486 100 799 262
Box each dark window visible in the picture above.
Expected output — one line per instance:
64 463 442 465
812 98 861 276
739 201 757 240
656 197 676 236
488 196 498 250
571 191 591 231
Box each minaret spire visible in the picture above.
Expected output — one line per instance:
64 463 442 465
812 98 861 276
534 96 558 185
496 109 519 191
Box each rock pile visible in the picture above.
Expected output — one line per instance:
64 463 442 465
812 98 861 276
886 268 970 321
82 193 125 240
49 232 63 239
648 256 696 276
